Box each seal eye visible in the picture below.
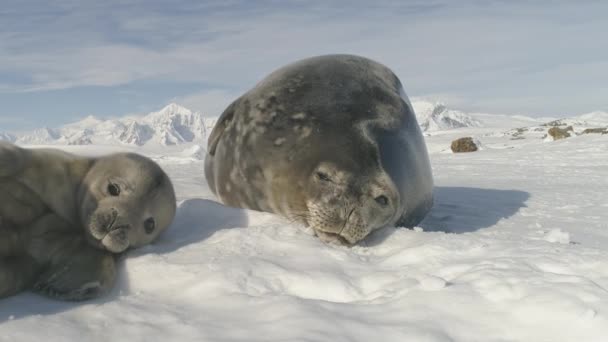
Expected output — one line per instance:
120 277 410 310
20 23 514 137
108 183 121 196
144 218 155 234
316 172 331 182
375 195 389 206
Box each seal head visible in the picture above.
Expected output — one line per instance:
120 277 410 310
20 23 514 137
79 153 176 253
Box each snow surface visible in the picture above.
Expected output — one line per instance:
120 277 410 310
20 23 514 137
1 111 608 342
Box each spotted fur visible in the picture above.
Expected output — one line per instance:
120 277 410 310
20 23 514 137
205 54 434 245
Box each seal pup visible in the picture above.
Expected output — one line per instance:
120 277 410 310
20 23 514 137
204 54 433 245
0 142 176 300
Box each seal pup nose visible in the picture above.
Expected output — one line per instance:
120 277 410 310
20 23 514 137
110 223 130 232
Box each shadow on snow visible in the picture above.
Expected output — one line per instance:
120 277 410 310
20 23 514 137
0 188 528 318
419 186 530 233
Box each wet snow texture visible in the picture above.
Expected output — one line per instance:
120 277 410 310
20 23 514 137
1 131 608 341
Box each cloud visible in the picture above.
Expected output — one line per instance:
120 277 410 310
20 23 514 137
173 89 241 117
0 0 607 117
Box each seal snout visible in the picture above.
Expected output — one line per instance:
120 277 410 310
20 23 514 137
107 208 132 232
334 180 399 244
88 207 132 249
98 209 131 253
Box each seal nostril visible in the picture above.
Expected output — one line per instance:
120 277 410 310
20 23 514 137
111 224 130 232
375 195 389 206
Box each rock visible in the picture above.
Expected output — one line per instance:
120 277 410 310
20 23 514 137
543 119 568 127
548 126 573 140
582 127 608 135
451 137 478 153
510 127 528 140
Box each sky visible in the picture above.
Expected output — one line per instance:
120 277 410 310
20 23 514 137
1 0 607 130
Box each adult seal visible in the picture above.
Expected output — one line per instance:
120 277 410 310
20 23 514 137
0 142 176 300
205 54 433 245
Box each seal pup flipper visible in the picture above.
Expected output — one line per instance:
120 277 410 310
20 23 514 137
0 256 40 299
208 99 238 156
33 247 116 301
0 141 26 178
0 217 20 256
26 214 117 301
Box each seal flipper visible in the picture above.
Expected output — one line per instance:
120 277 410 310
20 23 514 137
395 198 434 228
208 99 238 156
26 214 117 301
33 246 116 301
0 255 41 299
0 141 26 178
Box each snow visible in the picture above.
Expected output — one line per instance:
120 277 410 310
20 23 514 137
542 228 571 244
1 110 608 341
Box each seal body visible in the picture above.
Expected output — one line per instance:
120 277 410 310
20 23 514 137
205 54 433 245
0 142 176 300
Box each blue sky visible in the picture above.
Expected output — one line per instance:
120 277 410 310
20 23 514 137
1 0 607 130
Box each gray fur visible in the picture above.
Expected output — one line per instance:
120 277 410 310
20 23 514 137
0 142 176 301
205 54 433 245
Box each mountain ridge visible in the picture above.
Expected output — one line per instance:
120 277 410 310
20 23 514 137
1 103 216 147
3 101 605 147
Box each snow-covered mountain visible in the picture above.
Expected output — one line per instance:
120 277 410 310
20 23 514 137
3 101 603 148
542 110 608 127
411 100 483 132
0 132 15 142
14 127 63 145
1 101 485 146
1 103 216 147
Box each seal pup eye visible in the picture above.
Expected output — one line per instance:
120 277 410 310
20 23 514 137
144 218 156 234
108 183 121 196
375 195 389 206
316 172 331 182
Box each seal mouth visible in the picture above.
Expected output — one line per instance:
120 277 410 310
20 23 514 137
86 209 131 253
88 209 119 240
101 229 130 253
313 228 354 246
311 208 358 246
342 208 355 233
